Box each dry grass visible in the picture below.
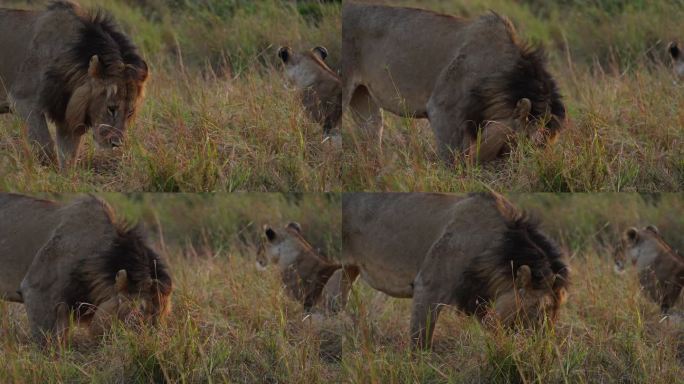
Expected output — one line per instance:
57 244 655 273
341 0 684 192
1 193 683 383
0 0 342 192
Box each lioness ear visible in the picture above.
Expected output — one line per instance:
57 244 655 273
646 225 659 234
287 222 302 234
264 226 276 241
625 227 639 242
115 269 128 293
312 46 328 61
278 47 291 63
515 265 532 289
669 42 680 59
88 55 102 78
514 98 532 121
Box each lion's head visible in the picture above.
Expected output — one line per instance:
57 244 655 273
669 42 684 78
67 222 172 329
39 3 149 150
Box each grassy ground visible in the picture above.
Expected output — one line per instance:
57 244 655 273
1 193 684 383
342 0 684 192
0 0 342 192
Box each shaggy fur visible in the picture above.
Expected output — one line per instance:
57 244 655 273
464 15 565 141
39 1 148 125
64 222 172 319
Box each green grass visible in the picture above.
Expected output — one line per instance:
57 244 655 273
0 0 342 192
1 193 684 382
342 0 683 192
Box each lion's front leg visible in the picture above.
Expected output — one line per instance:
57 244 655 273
13 98 56 165
21 288 68 345
56 123 84 169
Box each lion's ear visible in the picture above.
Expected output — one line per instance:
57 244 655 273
278 46 291 63
88 55 102 78
312 46 328 61
669 42 680 59
515 265 532 289
65 82 92 131
115 269 128 293
514 98 532 121
287 222 302 234
625 227 639 242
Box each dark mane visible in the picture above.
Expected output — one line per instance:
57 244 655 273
455 194 569 315
64 223 172 315
463 18 565 140
498 215 569 291
39 1 148 123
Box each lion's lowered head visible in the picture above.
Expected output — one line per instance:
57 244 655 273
39 2 149 149
668 42 684 78
465 15 566 148
260 222 340 310
65 219 172 327
465 196 569 329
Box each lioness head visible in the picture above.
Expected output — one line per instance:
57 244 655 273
260 222 339 310
278 46 331 88
615 226 666 271
69 54 148 149
668 42 684 78
487 265 568 328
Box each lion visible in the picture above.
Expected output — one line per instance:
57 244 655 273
0 1 149 168
261 192 569 349
278 46 342 142
0 193 172 344
614 225 684 314
668 42 684 78
341 3 566 163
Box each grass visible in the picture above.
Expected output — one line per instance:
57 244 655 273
1 193 683 382
341 0 684 192
0 0 342 192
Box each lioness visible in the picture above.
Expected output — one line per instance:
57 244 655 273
342 3 566 163
668 42 684 78
0 1 149 168
262 192 569 349
615 226 684 314
278 46 342 140
0 193 172 344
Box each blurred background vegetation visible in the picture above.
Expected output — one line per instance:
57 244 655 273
33 192 682 264
39 192 342 259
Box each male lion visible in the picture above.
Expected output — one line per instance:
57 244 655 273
278 46 342 142
668 42 684 78
0 1 149 168
262 192 569 349
614 225 684 314
0 193 172 344
342 3 566 163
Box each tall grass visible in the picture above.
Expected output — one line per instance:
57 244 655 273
1 193 683 382
342 0 683 192
0 0 342 192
